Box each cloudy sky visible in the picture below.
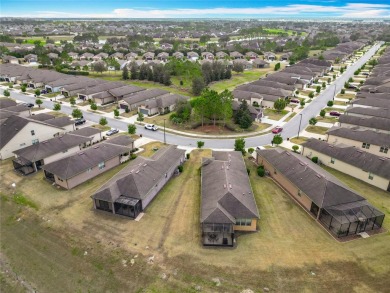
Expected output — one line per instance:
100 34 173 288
2 0 390 18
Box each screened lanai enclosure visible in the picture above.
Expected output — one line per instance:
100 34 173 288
202 223 234 247
319 201 385 238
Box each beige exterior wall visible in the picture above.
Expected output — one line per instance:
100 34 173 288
142 155 185 208
1 122 63 160
234 219 257 232
43 145 82 165
54 156 121 189
303 147 390 191
62 124 75 132
327 134 390 158
257 154 314 212
261 100 275 108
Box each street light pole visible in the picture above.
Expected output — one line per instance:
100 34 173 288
163 119 166 144
297 113 303 138
333 84 337 101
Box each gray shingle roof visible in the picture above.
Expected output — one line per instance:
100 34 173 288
201 151 260 224
346 107 390 119
257 148 366 208
327 126 390 146
42 143 130 179
69 127 102 137
92 145 185 203
339 115 390 131
302 139 390 179
13 134 91 162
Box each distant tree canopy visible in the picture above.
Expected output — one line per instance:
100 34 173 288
0 35 15 43
73 33 99 43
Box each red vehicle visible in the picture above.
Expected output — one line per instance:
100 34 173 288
290 99 300 104
272 126 283 134
329 111 341 117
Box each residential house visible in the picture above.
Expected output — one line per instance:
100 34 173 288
161 43 173 50
68 127 103 145
68 52 79 60
24 54 38 63
264 52 276 61
302 139 390 192
216 51 228 59
125 52 138 60
245 51 258 60
42 142 133 189
0 115 67 160
119 88 169 111
157 52 169 61
80 53 94 60
252 59 270 68
230 51 244 59
91 145 185 219
338 115 390 133
138 94 188 116
110 52 124 60
187 51 199 61
201 52 214 60
280 53 292 61
326 127 390 158
201 151 260 247
93 52 109 61
233 59 252 70
2 55 19 64
256 148 385 238
143 52 155 61
172 52 184 59
12 133 91 175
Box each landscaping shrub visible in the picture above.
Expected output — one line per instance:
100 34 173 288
257 166 265 177
130 153 137 160
186 153 190 160
327 101 334 107
311 157 318 164
178 165 183 173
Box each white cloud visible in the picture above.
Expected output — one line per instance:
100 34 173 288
7 3 390 18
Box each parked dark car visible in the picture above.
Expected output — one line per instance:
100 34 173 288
41 90 47 94
23 103 34 108
74 118 86 125
290 99 300 104
329 111 341 117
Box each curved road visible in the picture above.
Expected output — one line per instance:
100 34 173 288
4 43 381 149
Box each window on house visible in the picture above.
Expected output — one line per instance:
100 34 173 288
31 130 35 136
368 173 374 180
331 158 335 164
235 219 252 226
362 142 370 149
32 139 39 145
380 146 388 154
98 162 105 170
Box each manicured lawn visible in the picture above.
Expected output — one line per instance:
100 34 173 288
46 111 68 117
289 136 309 144
98 103 118 113
316 116 338 124
91 124 110 131
139 141 166 157
325 107 345 113
333 100 348 106
305 125 329 135
336 93 355 100
264 109 289 120
209 69 270 92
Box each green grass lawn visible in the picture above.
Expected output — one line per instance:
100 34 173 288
337 93 355 100
333 100 348 106
264 109 289 120
316 116 338 124
289 136 309 144
305 125 329 135
284 112 296 122
325 107 345 113
209 68 270 92
1 146 389 292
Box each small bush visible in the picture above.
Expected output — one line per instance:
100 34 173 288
311 157 318 164
257 166 265 177
248 148 254 154
130 153 137 160
247 168 251 175
341 89 345 94
292 145 299 153
186 153 190 160
327 101 334 107
178 165 183 173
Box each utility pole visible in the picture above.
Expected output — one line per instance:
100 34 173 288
163 119 166 144
333 84 337 101
297 113 303 138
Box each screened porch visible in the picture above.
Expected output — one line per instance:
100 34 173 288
319 200 385 238
202 223 234 247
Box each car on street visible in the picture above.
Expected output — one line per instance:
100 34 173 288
290 99 300 104
272 126 283 134
329 111 341 117
106 128 119 136
23 103 34 108
145 124 158 131
74 118 86 126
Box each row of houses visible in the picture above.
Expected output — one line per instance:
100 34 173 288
299 46 390 192
0 64 189 113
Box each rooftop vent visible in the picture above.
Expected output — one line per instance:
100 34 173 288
143 164 147 167
93 146 99 149
135 170 140 174
316 174 322 179
229 184 232 189
223 184 226 189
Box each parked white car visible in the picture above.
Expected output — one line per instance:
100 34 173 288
145 124 158 131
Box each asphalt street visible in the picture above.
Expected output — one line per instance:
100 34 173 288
3 43 381 149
